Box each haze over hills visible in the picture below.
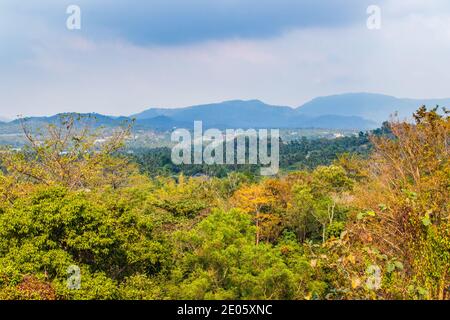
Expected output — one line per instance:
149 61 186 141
296 93 450 123
131 99 379 129
131 93 450 129
132 100 295 128
1 93 449 133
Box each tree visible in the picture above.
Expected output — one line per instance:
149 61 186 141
352 106 450 299
163 210 314 300
231 184 277 245
0 185 170 300
0 114 136 192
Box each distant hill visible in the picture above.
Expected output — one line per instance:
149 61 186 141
2 93 448 133
134 100 294 128
8 113 129 126
296 93 450 123
132 99 376 130
0 113 131 134
134 116 191 131
134 93 450 129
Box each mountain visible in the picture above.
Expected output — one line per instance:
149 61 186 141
134 116 191 131
134 100 294 128
0 117 10 123
0 113 131 134
133 93 450 129
8 113 129 126
296 93 450 124
2 93 447 133
133 99 376 129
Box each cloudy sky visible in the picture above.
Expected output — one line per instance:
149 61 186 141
1 0 450 118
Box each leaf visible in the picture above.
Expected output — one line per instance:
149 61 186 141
417 287 428 296
421 214 431 227
358 210 375 220
347 254 356 264
402 189 416 198
366 210 376 217
387 263 395 273
394 261 404 270
351 277 361 289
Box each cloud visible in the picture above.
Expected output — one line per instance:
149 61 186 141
1 0 450 118
1 0 375 46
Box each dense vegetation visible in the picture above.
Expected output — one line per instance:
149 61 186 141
130 130 375 177
0 108 448 300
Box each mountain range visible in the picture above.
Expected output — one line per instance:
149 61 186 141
1 93 449 133
296 93 450 123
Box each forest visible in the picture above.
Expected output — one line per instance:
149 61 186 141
0 107 448 300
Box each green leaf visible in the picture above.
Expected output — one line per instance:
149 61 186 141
394 261 404 270
417 287 428 296
357 210 376 220
387 263 395 273
421 214 431 227
366 210 376 217
402 189 417 200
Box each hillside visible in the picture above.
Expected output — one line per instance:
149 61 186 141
132 99 376 129
296 93 450 123
2 93 449 133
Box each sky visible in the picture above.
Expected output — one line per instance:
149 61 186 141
1 0 450 118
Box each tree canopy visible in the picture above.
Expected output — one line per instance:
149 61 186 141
0 108 448 300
